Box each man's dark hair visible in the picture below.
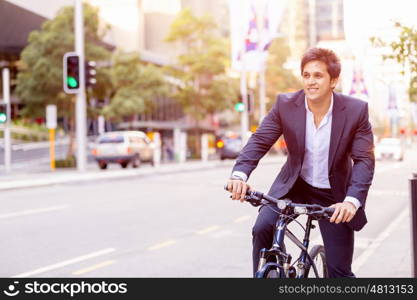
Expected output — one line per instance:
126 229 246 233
300 48 341 79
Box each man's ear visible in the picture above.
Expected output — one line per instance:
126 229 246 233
330 77 339 89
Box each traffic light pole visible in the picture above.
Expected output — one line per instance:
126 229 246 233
74 0 87 172
259 64 266 124
240 67 249 146
2 67 11 173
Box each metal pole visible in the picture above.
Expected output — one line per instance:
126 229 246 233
2 68 11 173
410 173 417 277
259 65 266 124
49 128 55 171
75 0 87 172
240 68 249 145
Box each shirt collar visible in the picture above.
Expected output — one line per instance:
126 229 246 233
305 93 334 116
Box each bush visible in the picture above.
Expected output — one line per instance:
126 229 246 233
55 156 76 168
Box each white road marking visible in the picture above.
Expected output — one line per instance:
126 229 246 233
210 229 234 238
72 260 116 275
0 205 68 220
352 209 409 273
234 216 251 223
13 248 116 278
195 225 221 235
147 240 176 251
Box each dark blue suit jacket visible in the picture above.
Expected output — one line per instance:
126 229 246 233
232 90 375 231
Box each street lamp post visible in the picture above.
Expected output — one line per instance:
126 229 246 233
74 0 87 172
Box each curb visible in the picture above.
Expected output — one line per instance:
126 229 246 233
0 155 286 191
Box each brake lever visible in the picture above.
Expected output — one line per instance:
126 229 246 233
245 195 262 207
229 195 262 207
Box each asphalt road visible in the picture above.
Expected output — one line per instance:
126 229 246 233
0 148 415 277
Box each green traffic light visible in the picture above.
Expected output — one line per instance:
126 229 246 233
0 112 7 124
67 76 79 88
235 102 245 112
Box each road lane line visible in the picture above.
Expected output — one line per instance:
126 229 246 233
195 225 221 235
147 240 176 251
352 209 408 273
72 260 116 276
0 205 68 220
12 248 116 278
234 216 251 223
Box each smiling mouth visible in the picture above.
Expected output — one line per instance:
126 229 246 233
307 88 318 93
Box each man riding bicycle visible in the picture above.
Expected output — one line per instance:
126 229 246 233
226 48 375 278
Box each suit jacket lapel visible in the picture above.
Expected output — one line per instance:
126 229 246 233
293 92 306 162
328 92 347 172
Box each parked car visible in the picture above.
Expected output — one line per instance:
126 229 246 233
374 137 404 161
216 132 243 160
91 131 154 169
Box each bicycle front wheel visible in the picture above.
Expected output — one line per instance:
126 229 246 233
305 245 328 278
255 263 283 278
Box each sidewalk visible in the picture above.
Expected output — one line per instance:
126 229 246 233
0 154 286 191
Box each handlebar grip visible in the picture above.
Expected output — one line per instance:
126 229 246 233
325 207 335 215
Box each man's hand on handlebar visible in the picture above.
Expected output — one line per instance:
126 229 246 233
328 202 357 224
226 178 251 203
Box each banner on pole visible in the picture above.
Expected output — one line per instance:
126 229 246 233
229 0 287 72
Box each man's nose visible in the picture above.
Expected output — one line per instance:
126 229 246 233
307 77 316 85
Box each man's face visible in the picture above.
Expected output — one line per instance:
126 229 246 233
301 60 338 102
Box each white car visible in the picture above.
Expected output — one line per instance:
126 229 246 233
374 138 404 161
92 131 154 169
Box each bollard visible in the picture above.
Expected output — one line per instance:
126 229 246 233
410 173 417 277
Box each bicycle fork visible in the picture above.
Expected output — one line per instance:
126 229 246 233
257 217 296 277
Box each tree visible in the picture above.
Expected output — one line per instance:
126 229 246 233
265 37 302 111
165 9 239 157
15 3 111 158
370 22 417 102
101 52 169 123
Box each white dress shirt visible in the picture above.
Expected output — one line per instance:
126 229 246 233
301 96 361 209
232 95 361 210
300 96 333 189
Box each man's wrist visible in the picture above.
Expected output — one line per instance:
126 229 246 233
344 196 361 210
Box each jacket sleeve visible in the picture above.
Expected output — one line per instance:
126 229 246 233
231 95 283 179
346 103 375 208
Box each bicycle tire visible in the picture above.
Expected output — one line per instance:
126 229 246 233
255 263 284 278
304 245 328 278
255 242 287 278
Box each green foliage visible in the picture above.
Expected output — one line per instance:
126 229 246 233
101 52 169 121
265 37 302 110
15 3 112 118
165 9 239 122
55 155 76 168
371 22 417 102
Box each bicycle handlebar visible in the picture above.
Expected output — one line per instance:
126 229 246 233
224 184 335 219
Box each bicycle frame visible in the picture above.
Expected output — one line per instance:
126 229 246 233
255 207 321 278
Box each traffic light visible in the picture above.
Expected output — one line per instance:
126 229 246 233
0 103 8 124
63 52 80 94
85 60 97 88
235 102 245 112
235 93 254 113
247 92 254 114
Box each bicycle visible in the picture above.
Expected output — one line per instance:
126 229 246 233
224 185 335 278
